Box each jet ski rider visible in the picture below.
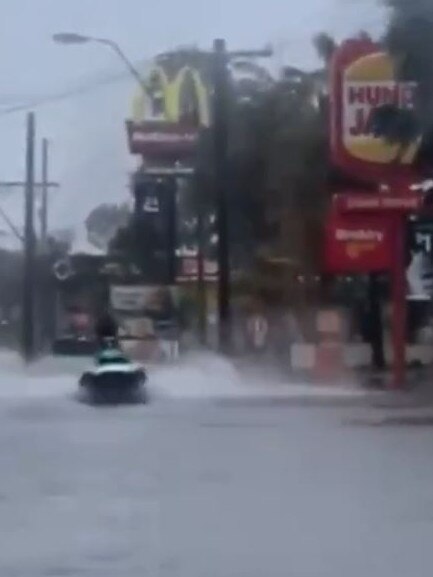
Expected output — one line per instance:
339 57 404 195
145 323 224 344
95 307 119 349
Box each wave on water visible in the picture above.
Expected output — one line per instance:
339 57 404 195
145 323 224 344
0 349 362 403
0 351 79 400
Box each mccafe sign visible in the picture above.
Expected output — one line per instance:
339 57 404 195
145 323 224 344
126 52 211 158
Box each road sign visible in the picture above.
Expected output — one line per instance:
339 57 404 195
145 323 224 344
53 258 73 281
141 166 195 176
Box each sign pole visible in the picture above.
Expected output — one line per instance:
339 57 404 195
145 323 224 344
213 38 231 354
391 215 406 389
196 190 207 347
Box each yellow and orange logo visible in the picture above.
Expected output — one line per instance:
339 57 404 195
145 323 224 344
346 241 377 259
131 63 210 128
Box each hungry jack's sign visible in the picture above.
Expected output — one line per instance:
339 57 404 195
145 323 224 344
345 81 416 139
331 39 420 183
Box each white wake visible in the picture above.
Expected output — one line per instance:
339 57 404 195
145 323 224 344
0 350 366 403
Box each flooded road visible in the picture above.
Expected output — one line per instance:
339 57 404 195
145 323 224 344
0 353 433 576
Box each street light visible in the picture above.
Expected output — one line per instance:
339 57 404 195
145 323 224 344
52 32 149 94
52 33 90 45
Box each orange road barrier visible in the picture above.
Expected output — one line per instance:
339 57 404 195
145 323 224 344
314 309 346 383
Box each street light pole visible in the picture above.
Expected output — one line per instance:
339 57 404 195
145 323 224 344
96 38 149 95
52 33 149 95
23 112 36 363
213 39 231 354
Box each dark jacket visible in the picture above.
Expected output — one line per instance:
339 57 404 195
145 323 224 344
95 313 118 339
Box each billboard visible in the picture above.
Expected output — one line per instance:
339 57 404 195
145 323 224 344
176 257 218 282
110 285 179 361
331 39 420 183
406 219 433 301
127 51 211 159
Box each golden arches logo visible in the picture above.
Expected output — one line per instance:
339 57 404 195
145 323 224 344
131 65 210 127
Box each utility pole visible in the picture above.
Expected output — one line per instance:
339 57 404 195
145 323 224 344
167 176 177 285
212 38 272 354
196 179 207 347
41 138 49 248
23 112 36 363
213 38 230 354
0 176 58 360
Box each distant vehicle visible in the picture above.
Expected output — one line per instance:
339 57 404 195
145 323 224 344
78 341 147 405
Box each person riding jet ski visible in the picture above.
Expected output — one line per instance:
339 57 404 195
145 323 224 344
95 308 119 349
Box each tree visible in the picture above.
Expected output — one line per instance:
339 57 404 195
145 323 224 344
175 59 276 271
380 0 433 168
117 46 331 325
313 33 337 66
188 41 330 315
257 70 329 309
85 203 130 251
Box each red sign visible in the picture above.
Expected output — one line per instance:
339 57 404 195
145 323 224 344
176 257 218 282
334 192 423 213
126 121 199 158
330 38 419 184
323 212 393 273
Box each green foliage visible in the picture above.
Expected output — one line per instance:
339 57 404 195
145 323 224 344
313 33 337 65
85 203 130 251
371 104 420 150
382 0 433 165
115 45 331 305
109 217 154 275
181 45 330 305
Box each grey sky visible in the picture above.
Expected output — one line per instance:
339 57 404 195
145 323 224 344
0 0 385 234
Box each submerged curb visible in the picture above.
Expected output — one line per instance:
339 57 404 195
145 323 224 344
147 385 386 407
344 411 433 427
211 392 383 408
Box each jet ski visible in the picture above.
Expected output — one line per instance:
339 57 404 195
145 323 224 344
79 341 147 404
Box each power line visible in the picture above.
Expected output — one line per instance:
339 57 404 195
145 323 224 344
0 67 126 111
0 74 130 116
0 57 152 118
0 205 23 242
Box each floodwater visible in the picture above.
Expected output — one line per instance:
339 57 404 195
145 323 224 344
0 351 432 577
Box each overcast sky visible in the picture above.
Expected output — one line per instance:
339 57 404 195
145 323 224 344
0 0 386 235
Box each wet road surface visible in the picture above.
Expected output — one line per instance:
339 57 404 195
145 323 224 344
0 358 433 576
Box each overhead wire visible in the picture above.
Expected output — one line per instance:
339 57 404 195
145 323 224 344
0 56 152 118
0 205 23 242
0 55 153 243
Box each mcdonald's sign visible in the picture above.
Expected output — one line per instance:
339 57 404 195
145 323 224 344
126 53 211 159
